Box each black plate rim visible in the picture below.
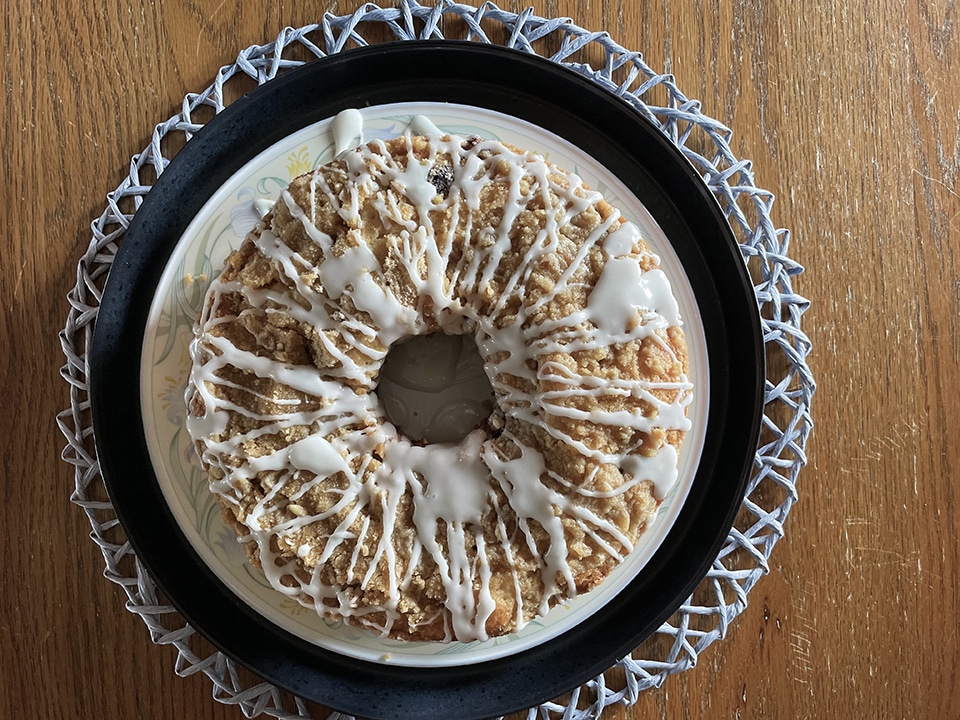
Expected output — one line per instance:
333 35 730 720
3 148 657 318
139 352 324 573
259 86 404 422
89 41 764 720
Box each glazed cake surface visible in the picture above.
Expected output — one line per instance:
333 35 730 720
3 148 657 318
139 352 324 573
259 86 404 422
186 133 692 642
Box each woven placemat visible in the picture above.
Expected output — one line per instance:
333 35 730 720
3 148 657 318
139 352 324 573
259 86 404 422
58 2 815 718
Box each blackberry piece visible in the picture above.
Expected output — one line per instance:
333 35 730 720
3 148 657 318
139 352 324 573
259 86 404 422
427 163 455 197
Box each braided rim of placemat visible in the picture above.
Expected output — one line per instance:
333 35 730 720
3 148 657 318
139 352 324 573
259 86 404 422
57 2 815 718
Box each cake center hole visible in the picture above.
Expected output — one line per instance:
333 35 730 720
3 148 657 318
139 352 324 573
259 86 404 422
377 333 495 445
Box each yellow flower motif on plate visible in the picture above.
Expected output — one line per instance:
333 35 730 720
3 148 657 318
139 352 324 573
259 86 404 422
286 146 311 178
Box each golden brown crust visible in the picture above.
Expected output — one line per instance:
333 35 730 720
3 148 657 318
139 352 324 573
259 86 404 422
188 135 688 642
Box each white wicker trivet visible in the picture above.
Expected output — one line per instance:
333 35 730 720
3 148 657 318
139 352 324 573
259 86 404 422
58 2 815 718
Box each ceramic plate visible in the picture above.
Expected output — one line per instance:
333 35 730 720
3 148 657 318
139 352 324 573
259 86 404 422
139 100 710 667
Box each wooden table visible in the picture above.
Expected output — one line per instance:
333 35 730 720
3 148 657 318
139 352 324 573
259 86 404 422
4 1 958 718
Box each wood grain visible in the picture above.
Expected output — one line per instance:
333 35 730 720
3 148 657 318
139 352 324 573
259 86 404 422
3 0 958 718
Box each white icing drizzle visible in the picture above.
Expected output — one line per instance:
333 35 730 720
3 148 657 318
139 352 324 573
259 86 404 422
253 198 274 219
187 127 693 643
407 114 443 137
331 108 364 156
